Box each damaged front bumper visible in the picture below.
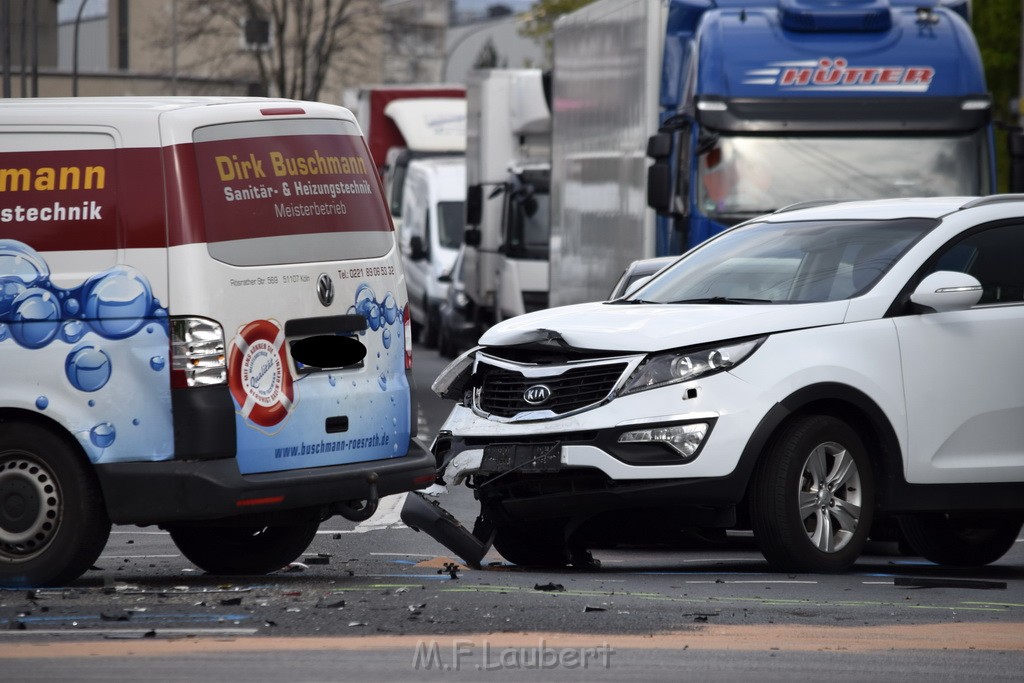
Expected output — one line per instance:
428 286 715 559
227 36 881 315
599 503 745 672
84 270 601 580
400 491 494 569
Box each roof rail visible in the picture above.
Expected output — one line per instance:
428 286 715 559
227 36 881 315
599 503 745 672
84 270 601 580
960 194 1024 209
774 199 841 214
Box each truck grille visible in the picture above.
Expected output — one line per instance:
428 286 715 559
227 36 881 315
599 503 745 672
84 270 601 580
477 362 627 418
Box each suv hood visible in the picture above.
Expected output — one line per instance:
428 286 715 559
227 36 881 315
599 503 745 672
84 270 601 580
479 300 851 353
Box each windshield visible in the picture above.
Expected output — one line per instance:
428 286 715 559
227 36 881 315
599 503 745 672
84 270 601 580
437 200 465 250
630 218 937 304
698 132 988 217
505 189 550 259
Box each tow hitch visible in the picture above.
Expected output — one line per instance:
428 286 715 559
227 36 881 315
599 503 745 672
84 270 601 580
400 492 494 569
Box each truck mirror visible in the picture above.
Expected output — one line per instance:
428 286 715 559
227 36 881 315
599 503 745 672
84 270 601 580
647 132 672 159
1009 128 1024 193
647 162 672 214
464 228 482 248
466 185 483 225
409 235 428 261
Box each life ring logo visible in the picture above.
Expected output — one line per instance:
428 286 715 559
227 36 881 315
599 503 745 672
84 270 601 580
228 319 294 430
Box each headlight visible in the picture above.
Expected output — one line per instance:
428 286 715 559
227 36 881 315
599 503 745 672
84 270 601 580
620 337 765 395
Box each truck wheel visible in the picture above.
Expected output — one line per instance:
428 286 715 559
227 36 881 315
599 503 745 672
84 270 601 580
493 523 569 568
898 513 1023 567
421 298 440 348
0 422 111 587
749 415 874 572
169 520 320 575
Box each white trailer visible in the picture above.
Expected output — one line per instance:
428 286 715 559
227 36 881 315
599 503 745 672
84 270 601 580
463 68 552 324
548 0 665 307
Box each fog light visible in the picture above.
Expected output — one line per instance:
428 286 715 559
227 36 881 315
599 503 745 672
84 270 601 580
618 423 708 460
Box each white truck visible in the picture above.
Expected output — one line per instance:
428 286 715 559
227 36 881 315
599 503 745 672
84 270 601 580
348 84 466 233
462 68 552 326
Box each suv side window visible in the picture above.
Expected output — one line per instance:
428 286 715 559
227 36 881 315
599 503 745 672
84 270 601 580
931 224 1024 305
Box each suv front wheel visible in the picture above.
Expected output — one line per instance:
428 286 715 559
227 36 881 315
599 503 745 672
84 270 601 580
750 415 874 573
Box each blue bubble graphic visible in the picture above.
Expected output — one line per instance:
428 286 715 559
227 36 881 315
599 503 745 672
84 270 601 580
35 396 48 410
0 322 8 342
82 267 154 339
382 293 398 324
328 375 336 387
378 373 387 391
88 399 96 407
64 297 80 316
382 328 392 349
65 345 112 392
61 319 86 344
0 240 49 287
132 418 140 426
0 281 26 319
149 355 166 371
10 288 61 348
366 302 382 331
90 422 116 448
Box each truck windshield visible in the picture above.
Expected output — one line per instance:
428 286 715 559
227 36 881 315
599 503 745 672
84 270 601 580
505 189 550 260
631 218 937 304
697 132 988 217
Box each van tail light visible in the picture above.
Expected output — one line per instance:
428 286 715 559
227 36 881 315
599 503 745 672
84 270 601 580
170 317 227 388
403 303 413 370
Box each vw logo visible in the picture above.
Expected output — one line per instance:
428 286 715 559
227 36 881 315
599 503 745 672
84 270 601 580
316 273 334 307
523 384 552 405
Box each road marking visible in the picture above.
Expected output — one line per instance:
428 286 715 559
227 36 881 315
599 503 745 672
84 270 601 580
99 554 180 559
0 628 258 639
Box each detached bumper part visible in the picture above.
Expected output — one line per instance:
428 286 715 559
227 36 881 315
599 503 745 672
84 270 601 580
400 492 494 569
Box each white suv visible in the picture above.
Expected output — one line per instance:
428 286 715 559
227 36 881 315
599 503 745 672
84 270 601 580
406 196 1024 573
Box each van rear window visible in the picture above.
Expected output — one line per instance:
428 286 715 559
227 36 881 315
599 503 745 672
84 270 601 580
193 119 393 266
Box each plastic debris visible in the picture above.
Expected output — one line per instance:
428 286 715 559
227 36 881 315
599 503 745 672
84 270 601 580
534 583 565 592
583 605 606 612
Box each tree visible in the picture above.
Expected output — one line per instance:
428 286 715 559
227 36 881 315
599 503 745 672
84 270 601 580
518 0 596 62
165 0 382 101
971 0 1022 191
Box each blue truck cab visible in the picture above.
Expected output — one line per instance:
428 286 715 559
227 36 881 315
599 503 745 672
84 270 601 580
646 0 995 255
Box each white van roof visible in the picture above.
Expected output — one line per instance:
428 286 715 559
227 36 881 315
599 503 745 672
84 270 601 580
0 97 358 147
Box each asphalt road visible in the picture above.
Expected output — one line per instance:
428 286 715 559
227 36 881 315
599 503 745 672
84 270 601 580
1 344 1023 681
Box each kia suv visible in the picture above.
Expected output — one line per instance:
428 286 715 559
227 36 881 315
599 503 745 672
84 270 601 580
404 196 1024 573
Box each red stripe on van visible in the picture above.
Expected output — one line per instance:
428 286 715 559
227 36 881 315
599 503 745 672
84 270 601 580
2 133 393 253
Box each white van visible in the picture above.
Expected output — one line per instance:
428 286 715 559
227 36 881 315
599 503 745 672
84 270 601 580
399 156 465 348
0 97 434 587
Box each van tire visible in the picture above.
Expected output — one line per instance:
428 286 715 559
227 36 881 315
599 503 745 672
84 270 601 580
0 422 111 587
898 512 1023 567
750 415 874 573
169 520 320 575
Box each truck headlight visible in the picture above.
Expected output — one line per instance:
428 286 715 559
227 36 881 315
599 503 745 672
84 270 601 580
620 337 765 395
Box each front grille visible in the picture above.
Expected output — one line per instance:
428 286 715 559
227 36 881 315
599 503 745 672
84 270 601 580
478 362 626 418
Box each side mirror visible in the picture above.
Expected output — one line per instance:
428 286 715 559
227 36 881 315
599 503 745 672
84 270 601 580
466 185 483 226
624 275 652 296
464 228 482 248
910 271 982 312
409 235 428 261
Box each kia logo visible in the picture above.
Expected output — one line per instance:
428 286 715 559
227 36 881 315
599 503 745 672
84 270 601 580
523 384 551 405
316 273 334 307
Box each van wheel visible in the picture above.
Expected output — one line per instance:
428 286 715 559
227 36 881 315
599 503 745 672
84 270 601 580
898 513 1023 566
169 520 320 575
421 298 440 348
750 415 874 572
0 422 111 587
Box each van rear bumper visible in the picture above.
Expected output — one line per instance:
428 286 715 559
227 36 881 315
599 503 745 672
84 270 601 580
95 440 436 525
